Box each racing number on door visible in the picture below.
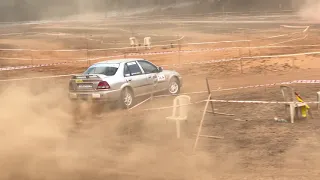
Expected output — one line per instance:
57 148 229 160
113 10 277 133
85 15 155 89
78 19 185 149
157 74 165 82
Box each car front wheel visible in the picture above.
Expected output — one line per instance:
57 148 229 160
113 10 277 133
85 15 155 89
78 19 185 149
168 77 180 95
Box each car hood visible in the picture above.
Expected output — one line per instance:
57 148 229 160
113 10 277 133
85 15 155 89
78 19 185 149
162 69 178 74
161 70 181 79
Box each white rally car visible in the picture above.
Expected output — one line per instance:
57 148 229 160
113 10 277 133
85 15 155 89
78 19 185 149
69 58 183 108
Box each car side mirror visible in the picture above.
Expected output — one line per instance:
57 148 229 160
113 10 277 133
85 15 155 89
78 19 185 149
158 67 163 72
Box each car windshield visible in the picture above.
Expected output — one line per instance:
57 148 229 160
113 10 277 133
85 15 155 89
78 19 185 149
84 63 120 76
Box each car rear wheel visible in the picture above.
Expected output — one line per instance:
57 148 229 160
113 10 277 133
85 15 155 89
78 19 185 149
120 87 134 109
168 77 180 95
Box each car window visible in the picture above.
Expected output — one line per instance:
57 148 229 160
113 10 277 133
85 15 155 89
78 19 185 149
124 64 130 76
84 63 119 76
125 61 142 76
138 60 158 74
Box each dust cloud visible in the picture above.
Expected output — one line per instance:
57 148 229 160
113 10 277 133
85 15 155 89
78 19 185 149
298 0 320 21
0 80 218 180
0 0 192 22
0 0 301 22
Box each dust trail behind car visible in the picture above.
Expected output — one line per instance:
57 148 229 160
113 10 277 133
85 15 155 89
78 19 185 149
0 77 221 180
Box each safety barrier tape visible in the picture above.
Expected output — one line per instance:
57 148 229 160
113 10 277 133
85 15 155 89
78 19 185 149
0 42 219 52
209 80 320 93
218 79 320 91
0 49 225 71
0 62 73 71
141 95 320 112
0 57 89 61
241 51 320 59
86 34 185 45
263 25 309 46
0 48 209 70
164 50 320 68
262 31 303 40
206 99 320 104
0 74 73 82
141 100 206 111
281 25 310 34
292 80 320 84
267 34 308 46
0 20 52 25
2 43 320 62
0 32 72 37
1 77 320 106
141 97 320 112
211 82 292 92
0 33 25 36
1 49 319 72
0 39 247 52
0 54 125 71
129 10 295 20
280 25 310 29
141 99 319 112
152 80 320 99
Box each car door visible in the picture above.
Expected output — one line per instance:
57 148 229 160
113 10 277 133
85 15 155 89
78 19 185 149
124 61 149 97
137 60 166 93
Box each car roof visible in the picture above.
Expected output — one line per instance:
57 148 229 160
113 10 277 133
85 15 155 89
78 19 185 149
94 58 145 65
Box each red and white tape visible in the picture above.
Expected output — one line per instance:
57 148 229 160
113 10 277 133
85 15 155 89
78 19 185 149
268 34 308 46
141 98 320 112
0 54 126 71
0 39 246 52
210 80 320 93
1 48 319 73
207 99 320 104
212 82 292 92
142 100 206 111
165 50 320 68
0 74 73 82
292 80 320 84
153 80 320 99
0 48 226 72
2 44 319 62
0 62 70 71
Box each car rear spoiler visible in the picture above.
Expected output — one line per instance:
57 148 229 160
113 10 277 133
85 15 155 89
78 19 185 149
71 74 101 79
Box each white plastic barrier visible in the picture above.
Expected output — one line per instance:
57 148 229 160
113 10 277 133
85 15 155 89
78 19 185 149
129 37 139 46
144 37 151 49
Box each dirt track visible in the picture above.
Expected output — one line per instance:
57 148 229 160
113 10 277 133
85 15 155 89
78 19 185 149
0 14 320 179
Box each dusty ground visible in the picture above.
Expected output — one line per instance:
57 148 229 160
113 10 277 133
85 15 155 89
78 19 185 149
0 13 320 180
